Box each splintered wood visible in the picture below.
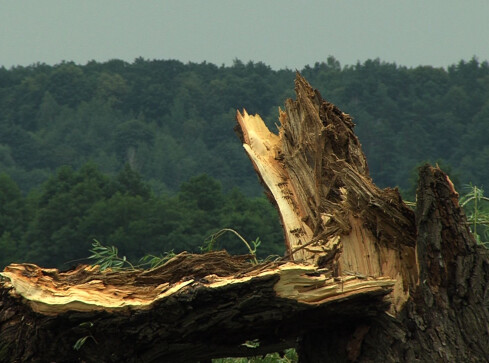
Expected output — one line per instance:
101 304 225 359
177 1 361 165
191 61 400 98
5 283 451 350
236 74 418 311
1 253 395 361
236 110 314 262
1 255 394 316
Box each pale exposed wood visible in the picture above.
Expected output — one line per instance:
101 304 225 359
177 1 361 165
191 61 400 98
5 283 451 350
0 251 393 362
1 257 394 316
236 73 417 312
299 164 489 363
236 110 314 261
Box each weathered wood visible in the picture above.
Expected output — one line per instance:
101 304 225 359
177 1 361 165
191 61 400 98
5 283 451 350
0 251 393 362
291 124 489 362
307 165 489 362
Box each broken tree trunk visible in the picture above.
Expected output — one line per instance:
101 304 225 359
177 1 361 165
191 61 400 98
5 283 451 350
0 252 393 362
2 74 489 362
296 165 489 362
236 75 418 316
236 74 489 361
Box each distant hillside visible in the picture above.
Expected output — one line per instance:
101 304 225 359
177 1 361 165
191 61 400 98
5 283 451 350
1 57 488 197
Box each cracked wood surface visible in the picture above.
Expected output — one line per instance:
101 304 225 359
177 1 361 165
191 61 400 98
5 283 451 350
0 251 393 362
1 253 394 316
236 73 417 312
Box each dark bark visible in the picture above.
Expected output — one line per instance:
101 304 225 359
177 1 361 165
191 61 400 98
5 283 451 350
298 165 489 362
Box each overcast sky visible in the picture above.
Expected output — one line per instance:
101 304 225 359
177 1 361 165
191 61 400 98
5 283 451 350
1 1 488 70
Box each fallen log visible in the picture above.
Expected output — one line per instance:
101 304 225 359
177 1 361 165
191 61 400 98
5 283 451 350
0 252 393 362
2 74 489 362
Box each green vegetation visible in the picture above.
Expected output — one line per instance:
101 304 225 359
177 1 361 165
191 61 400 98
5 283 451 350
213 348 298 363
73 321 98 352
1 57 488 361
1 56 489 267
460 184 489 246
87 227 263 271
0 164 284 269
87 239 176 271
1 57 489 197
201 228 262 264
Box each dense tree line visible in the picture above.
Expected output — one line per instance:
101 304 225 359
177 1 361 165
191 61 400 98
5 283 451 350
1 56 489 267
1 57 488 198
0 58 293 196
0 164 283 268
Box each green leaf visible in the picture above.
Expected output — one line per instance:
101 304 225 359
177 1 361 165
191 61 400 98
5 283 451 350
73 336 89 351
241 339 260 348
78 321 94 328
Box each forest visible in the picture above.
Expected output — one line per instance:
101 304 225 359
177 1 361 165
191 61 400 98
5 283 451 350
1 56 489 269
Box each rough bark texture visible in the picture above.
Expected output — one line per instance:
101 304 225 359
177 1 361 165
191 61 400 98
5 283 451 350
2 74 489 362
298 165 489 362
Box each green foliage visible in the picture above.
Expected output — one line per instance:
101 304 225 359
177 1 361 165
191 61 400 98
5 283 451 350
88 239 175 271
73 321 97 351
88 239 136 271
138 252 176 269
116 163 151 199
213 348 298 363
2 57 489 195
201 228 261 264
179 174 225 211
2 56 489 270
21 163 118 267
73 336 90 351
2 57 489 362
460 184 489 246
0 162 283 269
113 119 154 162
0 173 29 266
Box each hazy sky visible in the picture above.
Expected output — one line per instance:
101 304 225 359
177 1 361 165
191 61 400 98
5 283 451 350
1 1 488 70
